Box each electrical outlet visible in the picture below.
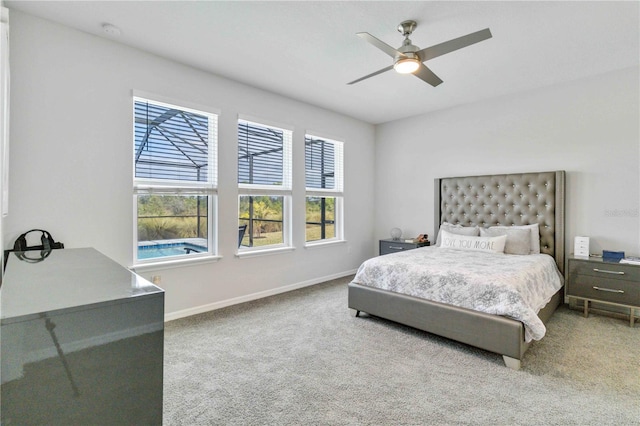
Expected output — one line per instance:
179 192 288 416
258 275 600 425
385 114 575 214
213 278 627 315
151 275 161 285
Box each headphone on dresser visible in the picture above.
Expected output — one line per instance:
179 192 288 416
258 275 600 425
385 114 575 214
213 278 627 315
10 229 65 264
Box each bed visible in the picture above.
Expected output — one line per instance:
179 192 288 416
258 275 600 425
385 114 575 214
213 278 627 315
348 171 565 369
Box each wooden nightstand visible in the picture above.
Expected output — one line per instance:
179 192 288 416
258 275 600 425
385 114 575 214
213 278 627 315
567 255 640 326
379 239 430 256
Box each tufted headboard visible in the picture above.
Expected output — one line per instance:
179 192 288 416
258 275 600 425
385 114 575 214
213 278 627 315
434 171 565 273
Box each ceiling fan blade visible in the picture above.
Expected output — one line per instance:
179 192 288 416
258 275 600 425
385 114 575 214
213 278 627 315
417 28 492 62
413 63 443 87
347 64 394 85
357 32 402 59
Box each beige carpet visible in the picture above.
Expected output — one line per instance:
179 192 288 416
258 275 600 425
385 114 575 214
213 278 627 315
163 276 640 425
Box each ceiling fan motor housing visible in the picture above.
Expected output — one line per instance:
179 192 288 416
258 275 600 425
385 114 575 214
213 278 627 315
395 41 420 63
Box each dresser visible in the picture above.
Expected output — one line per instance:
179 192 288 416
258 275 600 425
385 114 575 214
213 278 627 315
1 248 165 425
567 255 639 326
379 239 430 255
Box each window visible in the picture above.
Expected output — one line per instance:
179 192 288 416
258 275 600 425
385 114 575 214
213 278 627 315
305 134 343 243
133 96 217 263
238 119 292 251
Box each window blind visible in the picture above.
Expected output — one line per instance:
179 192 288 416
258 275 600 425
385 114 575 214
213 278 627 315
238 120 291 188
305 135 343 192
134 99 216 183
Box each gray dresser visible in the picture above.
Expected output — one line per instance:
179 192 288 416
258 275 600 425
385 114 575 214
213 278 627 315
1 248 165 425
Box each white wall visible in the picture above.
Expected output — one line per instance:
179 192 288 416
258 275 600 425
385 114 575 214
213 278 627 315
375 66 640 257
6 12 376 317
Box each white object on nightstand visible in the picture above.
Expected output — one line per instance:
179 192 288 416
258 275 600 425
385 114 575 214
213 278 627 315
574 236 590 258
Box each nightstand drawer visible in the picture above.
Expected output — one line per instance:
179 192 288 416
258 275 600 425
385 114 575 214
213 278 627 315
380 241 413 255
569 260 640 282
568 275 639 306
379 239 429 256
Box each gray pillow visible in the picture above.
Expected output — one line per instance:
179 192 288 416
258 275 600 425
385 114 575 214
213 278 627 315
480 227 531 255
436 222 480 247
489 224 540 254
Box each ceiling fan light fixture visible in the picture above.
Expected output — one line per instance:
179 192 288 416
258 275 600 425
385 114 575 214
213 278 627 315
394 57 420 74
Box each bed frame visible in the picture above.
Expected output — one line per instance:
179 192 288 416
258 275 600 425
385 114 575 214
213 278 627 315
348 171 565 369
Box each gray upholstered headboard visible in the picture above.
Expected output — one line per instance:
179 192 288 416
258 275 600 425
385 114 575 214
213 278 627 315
434 171 565 273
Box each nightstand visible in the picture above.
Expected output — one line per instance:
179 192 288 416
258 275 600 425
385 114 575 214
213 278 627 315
567 255 640 326
379 239 430 256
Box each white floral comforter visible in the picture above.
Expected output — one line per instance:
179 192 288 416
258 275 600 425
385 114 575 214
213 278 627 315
352 247 564 342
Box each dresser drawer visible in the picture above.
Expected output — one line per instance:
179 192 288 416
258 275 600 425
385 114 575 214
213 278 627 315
568 274 640 306
569 260 640 282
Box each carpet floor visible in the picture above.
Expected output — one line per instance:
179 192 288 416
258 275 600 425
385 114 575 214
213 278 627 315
163 276 640 425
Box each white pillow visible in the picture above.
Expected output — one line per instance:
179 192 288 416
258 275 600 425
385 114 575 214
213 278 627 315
435 222 480 247
439 230 506 254
480 227 531 255
489 224 540 254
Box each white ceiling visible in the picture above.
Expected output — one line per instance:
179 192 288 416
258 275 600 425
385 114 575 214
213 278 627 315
5 1 640 124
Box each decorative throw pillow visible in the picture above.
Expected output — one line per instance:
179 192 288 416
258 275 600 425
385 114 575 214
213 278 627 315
489 224 540 254
439 230 506 253
435 222 480 247
480 227 531 255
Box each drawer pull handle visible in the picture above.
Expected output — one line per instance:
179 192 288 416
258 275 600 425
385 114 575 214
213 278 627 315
593 286 624 294
389 246 403 250
593 268 624 275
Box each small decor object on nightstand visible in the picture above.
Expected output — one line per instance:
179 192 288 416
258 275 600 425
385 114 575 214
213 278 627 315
390 227 402 240
620 256 640 265
407 234 429 243
602 250 624 262
574 236 589 258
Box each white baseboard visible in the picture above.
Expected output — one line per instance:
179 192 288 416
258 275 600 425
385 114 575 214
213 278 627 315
164 269 356 322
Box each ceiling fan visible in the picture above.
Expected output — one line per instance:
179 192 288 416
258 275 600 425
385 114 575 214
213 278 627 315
348 20 492 87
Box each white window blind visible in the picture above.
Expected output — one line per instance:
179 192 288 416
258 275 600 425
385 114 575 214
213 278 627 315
305 135 343 194
238 119 291 191
134 98 217 186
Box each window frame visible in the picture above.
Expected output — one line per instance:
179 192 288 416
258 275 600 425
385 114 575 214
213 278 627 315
237 117 293 255
304 133 344 246
132 93 219 266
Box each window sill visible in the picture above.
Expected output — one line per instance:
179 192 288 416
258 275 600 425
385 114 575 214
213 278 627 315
304 239 347 249
235 246 295 259
131 254 222 272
